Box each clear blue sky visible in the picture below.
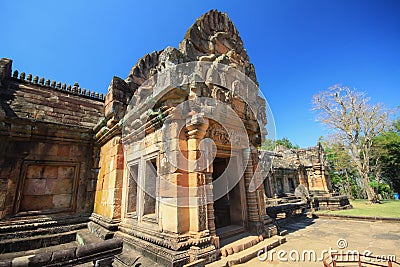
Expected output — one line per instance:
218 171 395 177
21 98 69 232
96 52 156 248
2 0 399 147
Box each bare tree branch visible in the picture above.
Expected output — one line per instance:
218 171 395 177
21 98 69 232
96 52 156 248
312 85 390 202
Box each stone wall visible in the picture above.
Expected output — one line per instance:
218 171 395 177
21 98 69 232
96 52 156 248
0 58 104 219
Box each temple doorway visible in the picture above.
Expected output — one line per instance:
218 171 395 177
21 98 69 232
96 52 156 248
212 157 244 232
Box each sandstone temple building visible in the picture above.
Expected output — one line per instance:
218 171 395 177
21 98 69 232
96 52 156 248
0 10 335 267
264 143 332 198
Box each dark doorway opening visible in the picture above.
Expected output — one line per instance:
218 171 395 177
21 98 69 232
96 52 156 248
212 157 243 230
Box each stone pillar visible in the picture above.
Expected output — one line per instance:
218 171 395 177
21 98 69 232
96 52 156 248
242 146 277 237
90 76 131 239
205 173 215 235
283 173 290 193
308 162 330 194
93 135 124 221
243 149 260 225
158 119 190 234
297 167 308 188
186 116 209 233
265 173 274 198
90 131 124 239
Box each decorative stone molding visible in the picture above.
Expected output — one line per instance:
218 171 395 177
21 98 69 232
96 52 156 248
3 61 105 102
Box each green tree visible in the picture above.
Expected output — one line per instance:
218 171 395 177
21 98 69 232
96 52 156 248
324 142 357 198
260 137 299 150
260 139 276 150
371 118 400 193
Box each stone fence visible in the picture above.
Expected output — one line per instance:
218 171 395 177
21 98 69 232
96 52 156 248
11 69 104 101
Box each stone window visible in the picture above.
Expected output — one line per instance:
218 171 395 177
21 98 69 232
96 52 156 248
126 164 138 215
143 158 157 216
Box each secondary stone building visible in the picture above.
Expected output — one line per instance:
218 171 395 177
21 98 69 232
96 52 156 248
0 10 280 266
264 143 333 198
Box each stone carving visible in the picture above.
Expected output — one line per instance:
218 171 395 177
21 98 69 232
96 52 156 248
206 121 230 145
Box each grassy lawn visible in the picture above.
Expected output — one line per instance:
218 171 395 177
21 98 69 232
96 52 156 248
315 199 400 218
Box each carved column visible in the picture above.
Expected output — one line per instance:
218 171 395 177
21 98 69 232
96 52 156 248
205 173 215 235
186 116 209 232
243 149 260 224
252 150 267 218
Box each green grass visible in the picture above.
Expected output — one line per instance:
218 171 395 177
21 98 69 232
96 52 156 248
316 199 400 218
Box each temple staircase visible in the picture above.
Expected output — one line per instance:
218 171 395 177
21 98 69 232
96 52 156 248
206 231 286 266
0 214 123 266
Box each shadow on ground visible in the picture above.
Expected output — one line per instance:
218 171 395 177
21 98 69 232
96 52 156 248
275 214 317 234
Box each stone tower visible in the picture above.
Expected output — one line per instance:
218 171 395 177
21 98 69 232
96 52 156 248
91 10 277 266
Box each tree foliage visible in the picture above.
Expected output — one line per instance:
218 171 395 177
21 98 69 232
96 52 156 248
313 85 391 202
371 118 400 193
260 137 299 150
324 142 357 197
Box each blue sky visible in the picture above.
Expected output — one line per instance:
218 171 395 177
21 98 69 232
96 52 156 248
2 0 399 147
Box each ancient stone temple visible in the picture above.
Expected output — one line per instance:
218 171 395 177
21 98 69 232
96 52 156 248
264 143 332 198
263 143 351 212
91 10 277 266
0 10 279 266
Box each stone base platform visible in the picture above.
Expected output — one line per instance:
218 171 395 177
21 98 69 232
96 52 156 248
312 194 352 211
113 223 279 267
114 230 216 267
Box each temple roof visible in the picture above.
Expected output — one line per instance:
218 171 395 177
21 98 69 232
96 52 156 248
124 10 257 93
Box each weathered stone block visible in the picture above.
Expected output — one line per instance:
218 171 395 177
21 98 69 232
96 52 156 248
23 178 46 195
43 165 58 179
29 252 52 265
58 166 75 179
52 178 73 194
26 165 44 179
51 248 76 262
107 169 124 190
52 193 72 209
20 195 53 211
57 145 71 157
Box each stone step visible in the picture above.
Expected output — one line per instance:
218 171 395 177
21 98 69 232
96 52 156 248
76 228 104 246
0 222 87 241
0 214 89 234
207 236 286 267
219 234 262 257
0 240 79 260
216 225 245 240
0 214 89 243
219 232 252 248
0 230 78 254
